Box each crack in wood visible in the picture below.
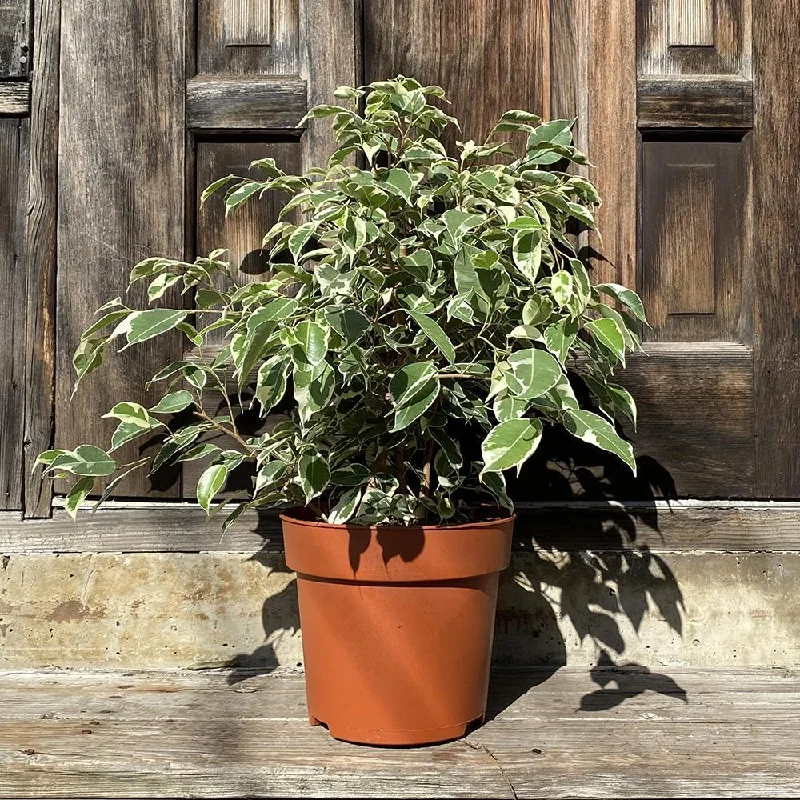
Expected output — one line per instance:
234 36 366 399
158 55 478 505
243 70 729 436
462 738 519 800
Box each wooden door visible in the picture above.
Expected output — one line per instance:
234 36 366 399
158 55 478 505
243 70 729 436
366 0 793 502
2 0 799 518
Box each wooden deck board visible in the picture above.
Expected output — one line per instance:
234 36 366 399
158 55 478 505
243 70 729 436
0 668 798 798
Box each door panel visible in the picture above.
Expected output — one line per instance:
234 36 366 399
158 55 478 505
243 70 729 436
55 0 186 498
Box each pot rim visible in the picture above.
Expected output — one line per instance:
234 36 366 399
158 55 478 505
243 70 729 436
279 511 516 534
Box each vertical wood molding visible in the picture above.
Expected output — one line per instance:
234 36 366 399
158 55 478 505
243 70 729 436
753 1 800 495
0 119 28 511
223 0 271 46
299 0 360 172
668 0 714 46
56 0 185 498
588 0 637 288
22 0 61 518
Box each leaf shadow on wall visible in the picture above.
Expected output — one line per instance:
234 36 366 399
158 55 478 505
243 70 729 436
486 424 688 717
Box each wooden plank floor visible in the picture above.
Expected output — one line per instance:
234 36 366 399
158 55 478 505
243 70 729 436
1 667 799 798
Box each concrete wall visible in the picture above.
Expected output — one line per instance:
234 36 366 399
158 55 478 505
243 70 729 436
2 550 797 670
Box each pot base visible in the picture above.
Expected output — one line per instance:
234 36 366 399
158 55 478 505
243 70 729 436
283 514 514 747
309 713 484 747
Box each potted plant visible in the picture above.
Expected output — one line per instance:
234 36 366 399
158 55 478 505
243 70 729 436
37 76 645 746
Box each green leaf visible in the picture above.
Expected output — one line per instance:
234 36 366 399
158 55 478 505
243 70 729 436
481 418 543 475
493 393 528 423
526 119 573 165
384 168 414 203
522 295 554 327
70 445 116 477
544 318 579 364
565 409 636 474
151 390 194 414
288 222 317 261
392 380 439 432
550 271 573 309
124 309 187 347
326 487 363 524
505 348 562 399
443 209 484 241
294 362 335 424
147 273 181 302
298 453 330 502
197 464 229 512
586 318 626 365
102 402 157 429
250 157 283 178
81 309 130 340
110 421 154 451
512 230 542 284
389 362 437 408
250 297 299 325
325 307 371 344
201 174 236 204
73 337 107 387
184 365 207 391
429 427 463 471
595 283 646 322
507 216 543 231
293 321 329 367
255 359 288 414
65 476 95 520
178 443 221 463
225 181 262 215
480 470 513 511
408 310 456 364
329 465 369 487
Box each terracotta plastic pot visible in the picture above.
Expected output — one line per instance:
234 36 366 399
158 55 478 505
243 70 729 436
282 513 514 746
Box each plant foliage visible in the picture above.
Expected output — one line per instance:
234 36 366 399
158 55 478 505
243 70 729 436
37 76 646 527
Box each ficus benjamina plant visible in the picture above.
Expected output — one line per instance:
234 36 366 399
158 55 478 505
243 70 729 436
36 76 646 528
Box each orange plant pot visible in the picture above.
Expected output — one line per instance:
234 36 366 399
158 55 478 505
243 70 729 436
282 513 514 746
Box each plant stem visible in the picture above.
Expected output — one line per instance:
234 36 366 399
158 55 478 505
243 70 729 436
437 373 490 380
195 407 252 453
421 437 434 497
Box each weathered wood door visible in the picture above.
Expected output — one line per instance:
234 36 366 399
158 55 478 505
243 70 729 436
1 0 798 517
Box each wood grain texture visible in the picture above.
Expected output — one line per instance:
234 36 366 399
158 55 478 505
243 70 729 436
641 140 750 342
656 162 716 315
0 0 29 78
668 0 714 45
0 81 28 115
637 74 754 129
753 0 800 496
300 0 360 171
186 75 307 131
364 0 549 153
223 0 271 45
620 343 754 496
196 141 301 282
639 0 751 77
197 0 298 75
588 0 637 287
56 0 185 498
22 0 60 518
7 496 800 552
0 118 27 510
0 667 799 798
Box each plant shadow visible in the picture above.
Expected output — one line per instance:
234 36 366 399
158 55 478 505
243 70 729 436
485 424 687 716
